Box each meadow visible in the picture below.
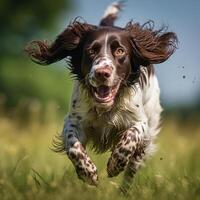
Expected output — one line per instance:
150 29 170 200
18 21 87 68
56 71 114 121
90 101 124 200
0 113 200 200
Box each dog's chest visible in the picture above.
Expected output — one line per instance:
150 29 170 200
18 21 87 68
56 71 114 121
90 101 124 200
82 112 113 136
81 110 120 152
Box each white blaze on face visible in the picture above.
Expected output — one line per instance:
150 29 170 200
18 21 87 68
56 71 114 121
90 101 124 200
104 34 109 58
89 34 116 87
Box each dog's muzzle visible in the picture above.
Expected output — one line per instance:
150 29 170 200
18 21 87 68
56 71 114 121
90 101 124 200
88 59 121 106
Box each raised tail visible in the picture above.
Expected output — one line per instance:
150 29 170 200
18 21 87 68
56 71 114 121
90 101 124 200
99 1 125 26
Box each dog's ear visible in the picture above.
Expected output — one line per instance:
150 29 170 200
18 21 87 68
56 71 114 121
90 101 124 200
25 20 96 78
125 21 178 66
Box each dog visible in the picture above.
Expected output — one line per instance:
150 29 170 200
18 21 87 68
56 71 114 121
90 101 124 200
25 1 177 190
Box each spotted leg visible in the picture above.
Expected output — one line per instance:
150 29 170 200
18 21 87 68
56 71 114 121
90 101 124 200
107 124 145 177
63 116 98 186
120 145 146 194
120 139 155 194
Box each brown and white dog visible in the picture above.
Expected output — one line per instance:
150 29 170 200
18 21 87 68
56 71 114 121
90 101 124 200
25 1 177 191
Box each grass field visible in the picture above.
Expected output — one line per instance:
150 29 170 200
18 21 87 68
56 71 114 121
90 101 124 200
0 115 200 200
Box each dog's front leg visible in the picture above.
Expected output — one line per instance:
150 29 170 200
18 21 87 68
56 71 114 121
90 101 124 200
107 123 146 177
63 116 98 186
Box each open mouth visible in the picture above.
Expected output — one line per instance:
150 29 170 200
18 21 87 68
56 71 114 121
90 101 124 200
92 83 120 104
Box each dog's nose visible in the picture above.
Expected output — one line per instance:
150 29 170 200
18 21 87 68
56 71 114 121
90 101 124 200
95 67 112 80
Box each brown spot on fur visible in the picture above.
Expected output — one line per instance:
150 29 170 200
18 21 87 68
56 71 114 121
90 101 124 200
72 100 77 106
68 134 73 139
70 124 77 128
77 152 85 160
130 134 136 142
124 139 131 145
69 151 76 160
141 125 145 133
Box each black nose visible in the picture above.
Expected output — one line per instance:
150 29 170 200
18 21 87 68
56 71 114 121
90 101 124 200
95 67 112 80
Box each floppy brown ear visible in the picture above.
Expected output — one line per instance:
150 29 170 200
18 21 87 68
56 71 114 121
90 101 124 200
125 21 178 66
25 19 96 77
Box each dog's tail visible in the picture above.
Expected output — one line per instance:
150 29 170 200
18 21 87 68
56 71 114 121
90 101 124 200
99 1 125 26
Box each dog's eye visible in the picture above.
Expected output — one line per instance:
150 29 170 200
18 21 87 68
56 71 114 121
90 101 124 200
114 47 125 56
88 49 95 55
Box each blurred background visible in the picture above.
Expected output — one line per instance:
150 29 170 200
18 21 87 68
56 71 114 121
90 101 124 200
0 0 199 123
0 1 200 199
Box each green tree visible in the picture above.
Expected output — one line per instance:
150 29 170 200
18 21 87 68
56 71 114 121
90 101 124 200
0 0 72 56
0 0 73 116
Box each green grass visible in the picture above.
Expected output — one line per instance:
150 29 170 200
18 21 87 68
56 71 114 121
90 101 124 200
0 116 200 200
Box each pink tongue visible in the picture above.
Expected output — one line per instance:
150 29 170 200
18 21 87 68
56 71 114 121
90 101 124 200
97 86 110 98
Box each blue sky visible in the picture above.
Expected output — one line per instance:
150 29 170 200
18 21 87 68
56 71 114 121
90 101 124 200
62 0 200 107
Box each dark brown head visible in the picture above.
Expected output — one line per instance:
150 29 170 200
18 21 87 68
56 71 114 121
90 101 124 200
25 19 178 108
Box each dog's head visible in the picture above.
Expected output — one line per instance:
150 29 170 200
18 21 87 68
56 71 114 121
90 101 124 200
81 26 133 107
25 19 177 108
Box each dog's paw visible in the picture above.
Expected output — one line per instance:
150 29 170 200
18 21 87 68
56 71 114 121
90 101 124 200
67 142 98 186
75 157 98 186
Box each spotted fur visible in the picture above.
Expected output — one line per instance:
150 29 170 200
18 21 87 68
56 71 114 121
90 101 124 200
58 68 163 186
67 141 98 185
25 1 177 191
107 127 143 177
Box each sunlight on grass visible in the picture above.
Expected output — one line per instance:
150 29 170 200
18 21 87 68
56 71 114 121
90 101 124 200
0 115 200 200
